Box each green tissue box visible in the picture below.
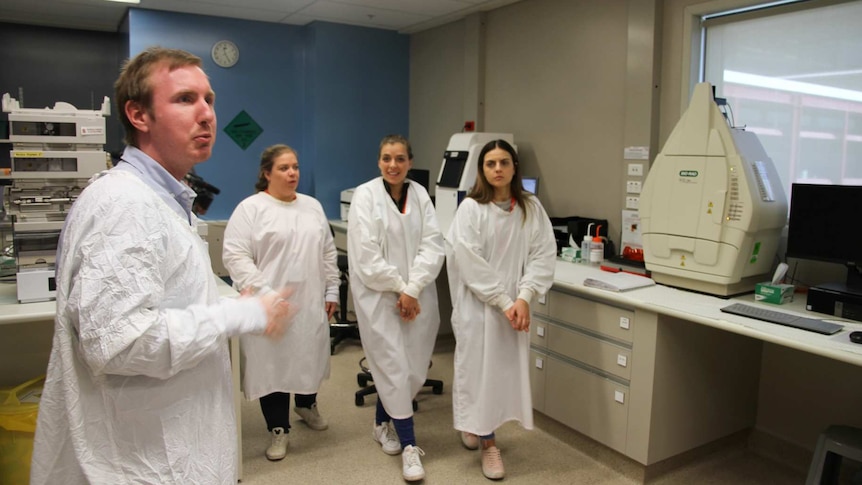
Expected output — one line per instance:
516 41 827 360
754 282 794 304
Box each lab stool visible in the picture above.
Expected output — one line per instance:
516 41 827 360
805 425 862 485
330 253 360 354
355 357 444 410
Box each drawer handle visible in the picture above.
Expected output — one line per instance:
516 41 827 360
617 354 627 367
619 317 630 329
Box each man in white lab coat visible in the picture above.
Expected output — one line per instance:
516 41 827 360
347 135 444 482
29 47 290 485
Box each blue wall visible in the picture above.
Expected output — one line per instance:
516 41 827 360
127 9 408 220
304 22 410 217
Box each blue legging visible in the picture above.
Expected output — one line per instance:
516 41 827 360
375 399 416 448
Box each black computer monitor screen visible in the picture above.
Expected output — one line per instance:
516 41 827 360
407 168 430 191
522 177 538 194
438 152 468 188
785 183 862 289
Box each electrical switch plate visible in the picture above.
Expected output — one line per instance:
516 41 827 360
535 358 544 369
626 181 642 194
619 317 630 329
627 163 644 176
614 390 625 404
617 354 627 367
537 326 545 337
625 196 639 209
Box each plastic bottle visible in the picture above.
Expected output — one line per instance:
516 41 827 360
589 224 604 265
580 223 594 265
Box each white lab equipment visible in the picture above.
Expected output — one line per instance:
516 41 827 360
1 93 111 303
435 132 514 238
340 188 354 221
639 82 787 296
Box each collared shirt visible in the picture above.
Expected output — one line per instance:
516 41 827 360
114 146 197 225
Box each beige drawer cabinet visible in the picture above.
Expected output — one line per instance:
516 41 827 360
529 349 547 413
531 290 633 455
544 355 629 453
529 287 761 465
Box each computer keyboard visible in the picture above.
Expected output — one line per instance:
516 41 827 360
720 302 844 335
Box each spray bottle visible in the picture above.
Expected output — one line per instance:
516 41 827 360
590 224 604 265
580 223 594 265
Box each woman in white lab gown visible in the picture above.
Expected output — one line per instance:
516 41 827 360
222 144 339 461
347 134 444 482
446 139 557 480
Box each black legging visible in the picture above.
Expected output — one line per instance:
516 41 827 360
259 392 317 432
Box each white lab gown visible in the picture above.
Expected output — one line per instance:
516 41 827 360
222 192 339 399
445 196 556 435
347 178 444 418
30 170 267 485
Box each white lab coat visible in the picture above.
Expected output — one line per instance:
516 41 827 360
347 178 444 418
222 192 339 399
445 196 556 435
30 170 267 485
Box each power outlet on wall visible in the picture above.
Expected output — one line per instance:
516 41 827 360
627 163 644 176
625 196 640 209
626 181 642 194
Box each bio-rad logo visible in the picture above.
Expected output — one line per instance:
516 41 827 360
679 170 699 183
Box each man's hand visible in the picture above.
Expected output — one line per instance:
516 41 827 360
396 293 420 322
325 301 338 320
258 289 293 339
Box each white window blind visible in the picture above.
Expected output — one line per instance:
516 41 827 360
702 0 862 200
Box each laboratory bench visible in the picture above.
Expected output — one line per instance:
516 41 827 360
532 261 862 469
331 217 862 467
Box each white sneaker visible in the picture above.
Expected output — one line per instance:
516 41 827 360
265 427 288 461
372 421 402 455
401 445 426 481
294 404 329 430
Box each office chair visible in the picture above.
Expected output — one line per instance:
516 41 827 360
355 356 444 410
330 253 360 354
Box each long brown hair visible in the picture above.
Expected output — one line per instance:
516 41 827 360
466 139 532 222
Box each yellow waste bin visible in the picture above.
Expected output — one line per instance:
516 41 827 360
0 376 45 485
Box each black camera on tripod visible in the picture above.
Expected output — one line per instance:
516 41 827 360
183 170 221 216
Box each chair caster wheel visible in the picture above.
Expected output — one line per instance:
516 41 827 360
432 384 443 395
355 395 364 406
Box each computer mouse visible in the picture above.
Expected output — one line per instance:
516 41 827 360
850 331 862 344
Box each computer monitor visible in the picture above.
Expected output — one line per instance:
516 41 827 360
407 168 430 191
785 183 862 292
522 177 538 195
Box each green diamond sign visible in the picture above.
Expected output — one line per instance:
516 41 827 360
223 110 263 150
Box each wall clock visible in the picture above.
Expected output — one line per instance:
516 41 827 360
211 40 239 68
